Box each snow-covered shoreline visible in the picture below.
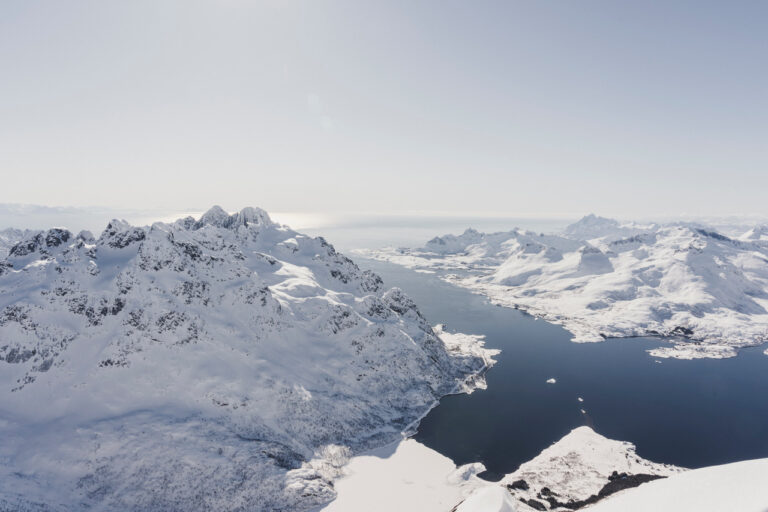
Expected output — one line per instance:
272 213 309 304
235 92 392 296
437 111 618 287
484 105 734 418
402 325 499 436
357 215 768 360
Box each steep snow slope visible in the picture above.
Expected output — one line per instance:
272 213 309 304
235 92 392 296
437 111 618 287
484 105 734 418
455 427 765 512
0 206 494 512
588 458 768 512
359 216 768 358
740 224 768 242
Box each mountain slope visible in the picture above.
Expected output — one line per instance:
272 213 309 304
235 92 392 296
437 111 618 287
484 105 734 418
587 458 768 512
0 206 494 511
358 217 768 358
498 426 682 510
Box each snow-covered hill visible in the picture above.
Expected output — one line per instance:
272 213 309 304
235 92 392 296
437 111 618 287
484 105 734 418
0 206 494 511
497 426 682 511
324 426 686 512
587 457 768 512
454 427 766 512
358 216 768 359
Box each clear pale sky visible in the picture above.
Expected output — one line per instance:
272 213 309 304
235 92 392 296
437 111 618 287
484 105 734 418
1 1 766 218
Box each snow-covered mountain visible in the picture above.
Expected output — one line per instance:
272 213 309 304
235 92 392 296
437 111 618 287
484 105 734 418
0 206 494 511
740 224 768 242
453 427 765 512
496 426 682 511
358 216 768 359
0 227 37 259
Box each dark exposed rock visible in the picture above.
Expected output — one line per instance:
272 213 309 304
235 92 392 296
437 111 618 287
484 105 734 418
9 235 43 257
330 269 350 284
523 497 547 510
538 472 666 510
102 222 146 249
600 472 664 496
695 228 732 243
539 486 558 497
45 228 71 248
672 326 694 336
2 348 37 364
507 479 529 491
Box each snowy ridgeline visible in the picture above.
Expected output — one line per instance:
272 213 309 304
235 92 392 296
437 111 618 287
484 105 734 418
0 206 496 511
358 214 768 359
326 426 768 512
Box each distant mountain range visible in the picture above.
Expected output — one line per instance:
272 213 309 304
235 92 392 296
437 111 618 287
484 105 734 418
359 214 768 359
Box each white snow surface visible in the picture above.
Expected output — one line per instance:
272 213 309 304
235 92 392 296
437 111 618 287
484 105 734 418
456 486 519 512
319 438 487 512
499 426 683 509
0 206 496 512
589 458 768 512
461 426 765 512
358 214 768 358
324 426 686 512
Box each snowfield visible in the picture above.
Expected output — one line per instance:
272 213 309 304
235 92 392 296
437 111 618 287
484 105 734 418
327 426 767 512
0 206 495 511
319 438 487 512
358 215 768 359
586 457 768 512
326 426 689 512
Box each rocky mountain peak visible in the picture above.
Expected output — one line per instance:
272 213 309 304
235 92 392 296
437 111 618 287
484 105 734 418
0 206 491 511
194 205 273 231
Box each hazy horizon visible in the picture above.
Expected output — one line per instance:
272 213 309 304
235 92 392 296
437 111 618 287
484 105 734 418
2 202 767 251
2 1 767 219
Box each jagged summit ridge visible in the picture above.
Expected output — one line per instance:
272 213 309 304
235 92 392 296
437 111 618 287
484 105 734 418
194 205 273 230
0 206 493 511
3 206 276 260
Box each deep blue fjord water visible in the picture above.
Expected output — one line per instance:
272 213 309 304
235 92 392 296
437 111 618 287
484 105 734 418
360 259 768 480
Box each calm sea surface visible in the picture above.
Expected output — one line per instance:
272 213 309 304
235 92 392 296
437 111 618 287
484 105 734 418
359 259 768 480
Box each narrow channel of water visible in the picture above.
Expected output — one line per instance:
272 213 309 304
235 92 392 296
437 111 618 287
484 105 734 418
360 259 768 480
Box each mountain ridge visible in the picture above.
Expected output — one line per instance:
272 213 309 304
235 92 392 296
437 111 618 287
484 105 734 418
0 206 494 511
360 215 768 359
